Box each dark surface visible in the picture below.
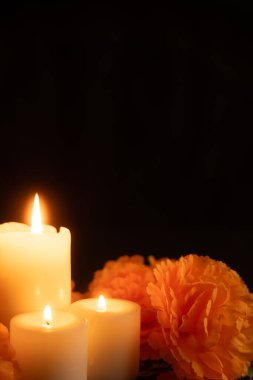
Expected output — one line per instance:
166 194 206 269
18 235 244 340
137 360 172 379
1 3 253 291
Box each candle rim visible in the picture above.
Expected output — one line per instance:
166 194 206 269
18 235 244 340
10 311 87 332
0 223 70 236
71 297 141 316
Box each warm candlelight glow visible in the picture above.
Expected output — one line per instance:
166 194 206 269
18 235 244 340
97 295 106 312
31 194 42 234
10 311 87 380
0 196 71 327
43 305 52 326
70 298 140 380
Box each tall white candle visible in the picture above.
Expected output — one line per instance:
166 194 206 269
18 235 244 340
0 195 71 327
71 296 140 380
10 306 87 380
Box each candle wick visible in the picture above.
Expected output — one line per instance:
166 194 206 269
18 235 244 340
46 321 50 326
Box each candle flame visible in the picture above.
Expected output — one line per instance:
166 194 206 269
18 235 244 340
97 295 107 312
31 194 42 233
43 305 52 326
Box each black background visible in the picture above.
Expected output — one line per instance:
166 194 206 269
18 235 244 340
1 3 253 291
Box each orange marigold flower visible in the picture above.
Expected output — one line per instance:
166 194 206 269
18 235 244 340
0 323 19 380
87 255 160 360
147 254 253 380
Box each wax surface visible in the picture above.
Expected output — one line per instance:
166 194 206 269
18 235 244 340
71 298 140 380
0 222 71 326
10 311 87 380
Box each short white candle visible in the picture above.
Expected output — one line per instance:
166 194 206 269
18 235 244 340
10 306 87 380
70 296 140 380
0 194 71 326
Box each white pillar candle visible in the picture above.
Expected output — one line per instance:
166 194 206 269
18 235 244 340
70 296 140 380
0 195 71 327
10 306 87 380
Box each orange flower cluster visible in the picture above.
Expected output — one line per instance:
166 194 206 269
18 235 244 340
147 254 253 380
74 253 253 379
87 255 160 360
0 324 19 380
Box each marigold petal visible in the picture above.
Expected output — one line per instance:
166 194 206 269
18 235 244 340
147 254 253 380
